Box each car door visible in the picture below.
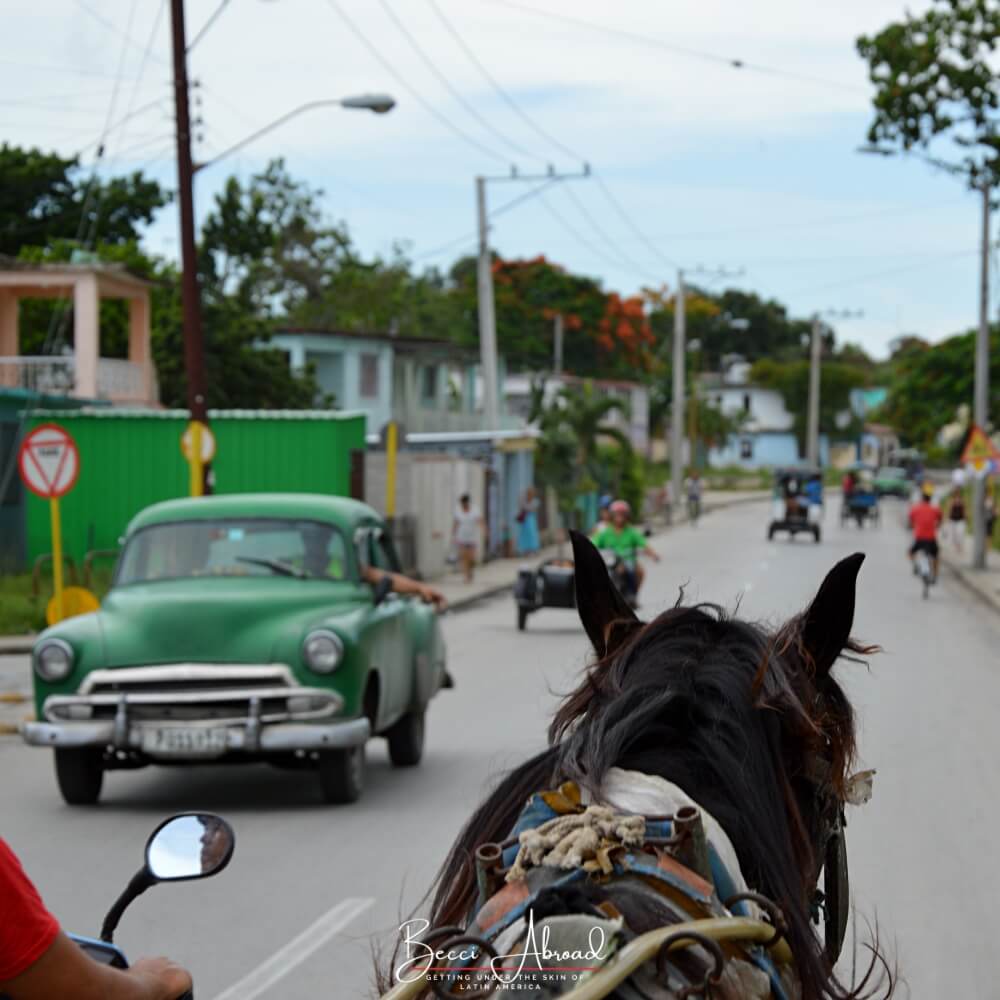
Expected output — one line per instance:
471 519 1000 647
355 526 410 730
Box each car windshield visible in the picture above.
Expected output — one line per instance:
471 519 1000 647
116 518 351 585
877 467 905 478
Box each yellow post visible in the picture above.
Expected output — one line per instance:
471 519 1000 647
385 421 397 517
50 497 64 623
189 420 204 497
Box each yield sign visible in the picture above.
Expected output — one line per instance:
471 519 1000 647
18 423 80 499
960 424 1000 473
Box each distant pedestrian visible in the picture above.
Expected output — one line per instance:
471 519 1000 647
516 486 540 556
684 470 703 525
452 493 483 583
946 486 966 554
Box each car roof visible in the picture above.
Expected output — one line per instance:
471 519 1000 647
126 493 381 534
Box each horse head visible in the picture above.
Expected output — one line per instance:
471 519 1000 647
415 534 887 1000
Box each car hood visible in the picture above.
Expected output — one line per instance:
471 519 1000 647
97 578 365 668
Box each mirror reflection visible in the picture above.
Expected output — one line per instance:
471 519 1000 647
146 814 233 881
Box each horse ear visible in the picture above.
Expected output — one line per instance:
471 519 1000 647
801 553 865 675
570 530 639 657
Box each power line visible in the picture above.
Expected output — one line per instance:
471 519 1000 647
483 0 866 96
559 183 660 279
188 0 232 52
72 0 169 66
324 0 509 165
376 0 538 163
424 0 580 164
591 172 678 270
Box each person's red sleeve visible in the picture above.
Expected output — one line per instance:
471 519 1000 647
0 838 59 981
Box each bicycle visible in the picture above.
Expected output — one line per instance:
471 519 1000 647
914 547 934 599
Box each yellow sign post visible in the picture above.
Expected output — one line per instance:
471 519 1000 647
17 423 83 626
385 421 398 517
960 424 1000 475
181 420 216 497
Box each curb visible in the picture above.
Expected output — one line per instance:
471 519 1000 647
941 559 1000 618
0 638 35 655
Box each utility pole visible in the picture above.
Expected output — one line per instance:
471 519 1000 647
670 271 686 515
806 315 822 467
475 176 500 432
973 177 991 569
170 0 210 493
806 308 863 467
475 166 590 432
553 312 564 377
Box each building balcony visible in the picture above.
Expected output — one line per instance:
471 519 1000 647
0 356 159 406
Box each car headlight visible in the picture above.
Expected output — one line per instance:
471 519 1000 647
302 630 344 674
34 639 74 682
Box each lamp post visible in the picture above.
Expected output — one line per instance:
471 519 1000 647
195 94 396 172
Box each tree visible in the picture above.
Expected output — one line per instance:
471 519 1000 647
879 326 1000 447
0 143 169 257
857 0 1000 184
751 359 870 456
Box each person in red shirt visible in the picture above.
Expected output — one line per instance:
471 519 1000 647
909 483 943 582
0 838 190 1000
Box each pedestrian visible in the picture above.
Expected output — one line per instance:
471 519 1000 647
516 486 540 556
452 493 483 583
946 486 966 554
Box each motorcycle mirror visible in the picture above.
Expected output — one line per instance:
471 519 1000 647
100 813 235 943
146 813 235 882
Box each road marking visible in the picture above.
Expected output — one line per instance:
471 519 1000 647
210 896 374 1000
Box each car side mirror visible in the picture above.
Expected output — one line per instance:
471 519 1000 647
372 575 393 607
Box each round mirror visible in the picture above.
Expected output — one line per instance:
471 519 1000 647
145 813 234 882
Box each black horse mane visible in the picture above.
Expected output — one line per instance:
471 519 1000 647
414 539 892 1000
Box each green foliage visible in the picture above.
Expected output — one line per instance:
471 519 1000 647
857 0 1000 182
0 142 168 257
879 326 1000 447
752 358 869 455
533 382 634 527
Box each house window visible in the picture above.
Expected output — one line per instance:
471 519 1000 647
740 438 753 460
421 365 438 403
742 393 751 413
359 353 379 398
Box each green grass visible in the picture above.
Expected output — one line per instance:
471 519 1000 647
0 566 114 636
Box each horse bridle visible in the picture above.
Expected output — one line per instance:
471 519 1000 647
803 752 850 965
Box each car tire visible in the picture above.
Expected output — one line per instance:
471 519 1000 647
387 710 425 767
317 746 364 804
54 748 103 805
517 605 529 631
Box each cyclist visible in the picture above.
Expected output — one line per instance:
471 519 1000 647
908 482 942 583
684 470 703 525
591 499 660 597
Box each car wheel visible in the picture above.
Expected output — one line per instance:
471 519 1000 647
54 748 103 805
387 710 425 767
317 745 364 804
517 605 529 631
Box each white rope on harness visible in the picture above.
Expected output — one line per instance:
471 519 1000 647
506 804 646 883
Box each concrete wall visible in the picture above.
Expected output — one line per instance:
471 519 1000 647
365 451 486 579
705 385 794 432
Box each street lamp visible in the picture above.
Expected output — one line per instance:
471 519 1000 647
195 93 396 171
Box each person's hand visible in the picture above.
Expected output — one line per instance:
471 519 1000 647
416 583 448 610
128 957 192 1000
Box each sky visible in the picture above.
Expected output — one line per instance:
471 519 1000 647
2 0 995 359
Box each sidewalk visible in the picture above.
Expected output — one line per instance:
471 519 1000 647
941 548 1000 616
438 489 768 611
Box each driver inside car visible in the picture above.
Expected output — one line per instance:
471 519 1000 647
0 838 190 1000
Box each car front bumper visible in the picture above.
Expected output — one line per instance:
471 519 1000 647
22 717 371 755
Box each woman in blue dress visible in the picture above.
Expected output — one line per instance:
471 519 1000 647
517 486 540 555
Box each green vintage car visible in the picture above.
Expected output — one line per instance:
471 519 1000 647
873 465 910 498
23 494 448 806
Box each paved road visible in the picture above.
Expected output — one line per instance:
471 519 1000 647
2 497 999 997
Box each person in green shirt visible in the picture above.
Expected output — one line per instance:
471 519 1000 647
591 499 660 597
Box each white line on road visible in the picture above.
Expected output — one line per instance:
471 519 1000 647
210 896 374 1000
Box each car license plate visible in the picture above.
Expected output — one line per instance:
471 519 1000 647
141 727 228 757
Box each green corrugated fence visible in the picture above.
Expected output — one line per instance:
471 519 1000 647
24 408 366 564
